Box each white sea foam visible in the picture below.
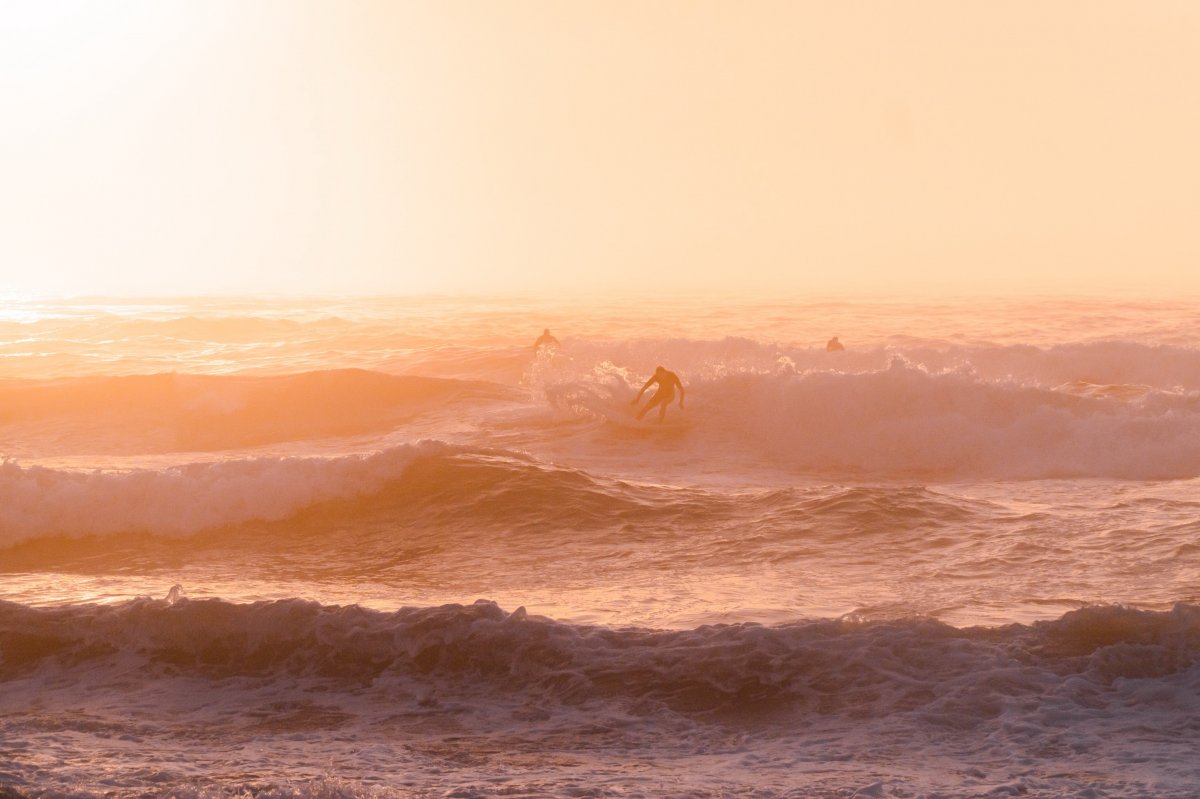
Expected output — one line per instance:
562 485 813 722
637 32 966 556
0 442 455 546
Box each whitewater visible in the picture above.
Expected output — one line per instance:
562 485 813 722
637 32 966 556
1 295 1199 798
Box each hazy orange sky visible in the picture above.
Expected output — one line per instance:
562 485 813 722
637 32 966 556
2 1 1197 298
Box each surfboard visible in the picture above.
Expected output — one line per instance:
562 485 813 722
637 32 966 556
600 404 692 432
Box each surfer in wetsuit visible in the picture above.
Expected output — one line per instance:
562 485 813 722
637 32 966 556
826 335 845 352
533 328 560 353
631 366 685 422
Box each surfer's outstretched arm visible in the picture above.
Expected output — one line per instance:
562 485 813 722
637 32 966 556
676 378 685 408
631 376 656 405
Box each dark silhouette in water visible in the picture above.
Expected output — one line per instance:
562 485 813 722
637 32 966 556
631 366 685 422
533 328 560 352
826 336 845 352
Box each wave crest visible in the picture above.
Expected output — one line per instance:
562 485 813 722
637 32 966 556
0 442 456 546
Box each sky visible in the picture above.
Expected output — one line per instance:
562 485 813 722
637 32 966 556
1 1 1198 298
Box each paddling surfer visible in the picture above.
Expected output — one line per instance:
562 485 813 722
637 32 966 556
533 328 560 353
631 366 685 422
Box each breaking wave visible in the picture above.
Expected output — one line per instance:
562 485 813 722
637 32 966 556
2 597 1198 719
550 359 1200 479
0 441 460 546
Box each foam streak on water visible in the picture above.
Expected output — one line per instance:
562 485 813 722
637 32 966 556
1 295 1199 797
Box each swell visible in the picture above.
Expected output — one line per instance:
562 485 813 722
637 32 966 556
2 597 1197 720
0 369 511 454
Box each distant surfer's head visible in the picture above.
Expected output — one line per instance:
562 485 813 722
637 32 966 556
655 365 665 374
543 328 551 334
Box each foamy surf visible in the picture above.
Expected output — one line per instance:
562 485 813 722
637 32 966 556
2 596 1198 798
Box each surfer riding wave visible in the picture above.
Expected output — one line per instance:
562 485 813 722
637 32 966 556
631 366 685 422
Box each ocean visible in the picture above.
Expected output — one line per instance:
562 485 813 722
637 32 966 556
1 294 1198 798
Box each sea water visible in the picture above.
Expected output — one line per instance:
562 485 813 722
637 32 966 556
1 295 1199 797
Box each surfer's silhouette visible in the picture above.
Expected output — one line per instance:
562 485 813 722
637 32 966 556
631 366 685 422
826 336 845 352
533 328 560 353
